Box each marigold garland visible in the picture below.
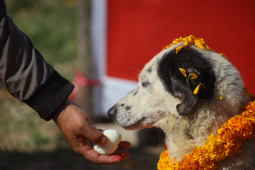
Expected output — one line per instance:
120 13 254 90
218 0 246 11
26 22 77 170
158 35 255 169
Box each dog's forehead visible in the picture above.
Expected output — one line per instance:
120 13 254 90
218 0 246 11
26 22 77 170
139 46 175 79
139 63 155 78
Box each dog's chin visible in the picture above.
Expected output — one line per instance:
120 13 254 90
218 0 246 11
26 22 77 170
115 117 153 130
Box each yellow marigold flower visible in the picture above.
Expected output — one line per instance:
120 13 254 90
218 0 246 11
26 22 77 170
220 53 229 60
188 73 198 80
183 38 189 46
179 68 187 77
176 46 184 53
161 36 235 62
194 39 205 49
194 84 201 94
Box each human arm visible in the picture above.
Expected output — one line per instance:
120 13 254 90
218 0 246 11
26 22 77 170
52 98 130 164
0 0 73 120
0 0 131 163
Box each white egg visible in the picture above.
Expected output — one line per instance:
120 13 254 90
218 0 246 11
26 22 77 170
93 129 122 155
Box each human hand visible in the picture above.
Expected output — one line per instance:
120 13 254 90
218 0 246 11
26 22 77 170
52 99 131 164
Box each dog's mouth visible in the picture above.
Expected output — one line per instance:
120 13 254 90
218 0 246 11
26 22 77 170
117 117 149 130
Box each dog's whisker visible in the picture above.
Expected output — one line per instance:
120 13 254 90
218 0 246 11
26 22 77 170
123 66 141 73
100 91 116 108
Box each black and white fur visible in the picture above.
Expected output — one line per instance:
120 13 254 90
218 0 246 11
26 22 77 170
108 42 254 169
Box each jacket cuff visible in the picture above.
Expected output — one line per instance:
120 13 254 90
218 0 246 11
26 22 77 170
25 70 74 121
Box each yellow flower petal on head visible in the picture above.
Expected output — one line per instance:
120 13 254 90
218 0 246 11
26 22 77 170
184 38 189 46
206 45 212 50
179 68 187 77
163 35 213 54
161 44 171 51
220 53 229 61
194 84 201 94
173 37 183 44
219 95 223 99
189 73 198 80
176 46 183 53
195 40 205 49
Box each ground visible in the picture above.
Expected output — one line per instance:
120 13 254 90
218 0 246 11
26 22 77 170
0 148 161 170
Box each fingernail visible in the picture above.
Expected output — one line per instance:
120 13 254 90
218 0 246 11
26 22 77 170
102 136 107 144
115 157 122 162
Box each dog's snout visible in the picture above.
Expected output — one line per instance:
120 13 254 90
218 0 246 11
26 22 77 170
107 106 117 118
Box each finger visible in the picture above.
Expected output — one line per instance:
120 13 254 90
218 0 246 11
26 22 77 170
82 121 107 145
111 151 129 160
83 148 124 164
117 141 131 150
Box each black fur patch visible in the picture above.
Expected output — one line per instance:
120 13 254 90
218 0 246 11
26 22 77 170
157 47 216 115
147 67 152 73
126 106 131 111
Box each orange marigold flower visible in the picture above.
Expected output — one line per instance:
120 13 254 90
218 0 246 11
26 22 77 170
161 35 212 54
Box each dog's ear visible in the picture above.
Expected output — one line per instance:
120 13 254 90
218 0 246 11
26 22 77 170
171 66 215 116
158 47 216 116
170 74 198 116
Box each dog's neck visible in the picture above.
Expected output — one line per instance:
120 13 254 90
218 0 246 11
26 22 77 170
155 96 255 169
156 99 244 163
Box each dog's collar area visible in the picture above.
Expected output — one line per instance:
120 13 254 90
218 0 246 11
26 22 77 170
157 99 255 170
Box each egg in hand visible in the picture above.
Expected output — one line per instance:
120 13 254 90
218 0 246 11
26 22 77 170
93 129 122 155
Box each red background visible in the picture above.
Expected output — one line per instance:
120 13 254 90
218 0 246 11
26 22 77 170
107 0 255 94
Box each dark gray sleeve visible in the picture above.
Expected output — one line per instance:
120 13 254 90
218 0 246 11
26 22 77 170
0 0 74 120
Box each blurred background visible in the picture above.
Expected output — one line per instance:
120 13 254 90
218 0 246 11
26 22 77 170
1 0 255 170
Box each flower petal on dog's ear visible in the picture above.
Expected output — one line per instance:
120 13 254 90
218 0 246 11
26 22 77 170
193 84 201 94
194 83 207 94
188 73 198 80
179 68 187 77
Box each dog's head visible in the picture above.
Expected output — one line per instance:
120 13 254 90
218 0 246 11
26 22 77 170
108 41 248 133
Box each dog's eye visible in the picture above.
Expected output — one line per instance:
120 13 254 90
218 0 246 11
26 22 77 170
142 82 150 87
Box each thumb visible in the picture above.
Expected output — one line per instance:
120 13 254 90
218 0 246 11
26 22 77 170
83 122 107 145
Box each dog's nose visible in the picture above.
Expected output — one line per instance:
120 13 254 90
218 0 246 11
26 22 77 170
107 106 117 118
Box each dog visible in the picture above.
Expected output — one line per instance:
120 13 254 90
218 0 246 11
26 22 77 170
107 41 255 169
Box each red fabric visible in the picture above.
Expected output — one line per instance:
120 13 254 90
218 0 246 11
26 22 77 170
107 0 255 93
69 70 101 100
